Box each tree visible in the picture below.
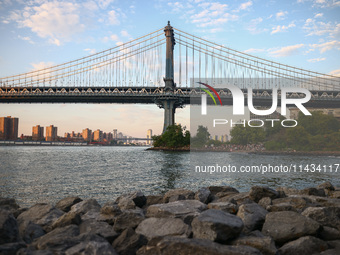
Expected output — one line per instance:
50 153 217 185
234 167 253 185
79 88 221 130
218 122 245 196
191 125 210 148
152 124 190 148
230 125 265 145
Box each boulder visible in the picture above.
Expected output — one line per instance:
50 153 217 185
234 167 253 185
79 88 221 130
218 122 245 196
262 211 321 244
300 187 325 197
217 192 251 205
55 197 82 212
208 186 239 196
317 182 335 191
207 202 238 214
278 236 328 255
0 209 19 245
277 187 301 196
79 220 118 243
249 186 279 203
116 191 147 208
271 196 313 211
65 240 118 255
100 202 122 216
17 204 64 232
136 236 262 255
0 198 20 216
163 189 195 203
117 197 136 210
258 197 272 209
320 226 340 241
51 211 81 229
330 191 340 199
113 209 145 232
229 235 277 255
191 209 243 243
266 203 297 212
135 217 191 240
69 199 101 216
112 228 147 255
302 207 340 231
146 200 207 224
236 203 268 233
0 242 26 255
195 188 211 204
145 195 163 206
19 220 45 244
34 224 80 251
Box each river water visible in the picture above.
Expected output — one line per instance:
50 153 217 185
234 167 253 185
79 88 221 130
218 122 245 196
0 146 339 207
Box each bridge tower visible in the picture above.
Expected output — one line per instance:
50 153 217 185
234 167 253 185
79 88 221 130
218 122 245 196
157 21 183 133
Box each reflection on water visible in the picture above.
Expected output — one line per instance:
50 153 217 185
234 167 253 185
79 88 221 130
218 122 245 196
0 146 339 207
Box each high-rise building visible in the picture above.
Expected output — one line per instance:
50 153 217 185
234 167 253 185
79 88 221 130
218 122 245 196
0 116 19 140
32 125 44 141
113 129 118 139
146 129 152 145
82 128 92 142
94 129 103 142
46 125 58 141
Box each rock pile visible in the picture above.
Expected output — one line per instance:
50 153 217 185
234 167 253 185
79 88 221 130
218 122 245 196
1 182 340 254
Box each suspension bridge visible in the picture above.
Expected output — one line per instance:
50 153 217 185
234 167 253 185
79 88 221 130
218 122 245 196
1 22 339 132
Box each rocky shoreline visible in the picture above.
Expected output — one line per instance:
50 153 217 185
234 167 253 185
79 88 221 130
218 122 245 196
1 182 340 254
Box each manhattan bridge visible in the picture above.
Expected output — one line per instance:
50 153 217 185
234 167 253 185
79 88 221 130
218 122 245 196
1 22 339 132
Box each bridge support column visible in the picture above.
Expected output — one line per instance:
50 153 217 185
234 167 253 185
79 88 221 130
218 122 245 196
162 100 176 133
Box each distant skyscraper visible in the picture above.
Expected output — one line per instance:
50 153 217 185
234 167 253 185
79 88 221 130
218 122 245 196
146 129 152 145
82 128 92 142
0 116 18 140
32 125 44 141
46 125 58 141
113 129 118 139
94 129 103 142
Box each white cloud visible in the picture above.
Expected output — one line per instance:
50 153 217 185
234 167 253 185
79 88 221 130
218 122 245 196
271 23 295 34
269 44 304 57
244 48 266 54
307 57 326 62
314 13 323 18
120 30 130 38
108 10 120 25
9 1 85 45
246 17 268 34
238 1 252 11
110 34 119 41
18 35 34 44
84 48 96 54
329 69 340 76
31 61 55 71
276 11 288 20
311 40 340 53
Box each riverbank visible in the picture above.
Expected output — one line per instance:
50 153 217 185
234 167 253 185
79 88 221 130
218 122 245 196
1 182 340 254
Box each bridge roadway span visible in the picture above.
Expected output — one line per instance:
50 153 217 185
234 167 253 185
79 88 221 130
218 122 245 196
1 86 340 108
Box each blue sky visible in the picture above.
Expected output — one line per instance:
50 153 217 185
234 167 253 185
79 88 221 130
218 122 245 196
0 0 339 137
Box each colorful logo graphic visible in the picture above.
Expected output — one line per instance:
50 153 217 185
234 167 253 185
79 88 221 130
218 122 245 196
197 82 223 106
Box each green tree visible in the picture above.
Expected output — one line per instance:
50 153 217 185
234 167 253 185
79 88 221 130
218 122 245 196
298 111 340 135
152 124 190 148
230 125 265 145
286 126 310 150
191 125 210 148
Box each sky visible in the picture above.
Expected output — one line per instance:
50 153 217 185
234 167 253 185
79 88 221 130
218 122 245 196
0 0 339 137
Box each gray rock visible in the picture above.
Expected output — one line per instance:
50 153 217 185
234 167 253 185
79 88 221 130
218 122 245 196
277 187 302 196
301 187 326 197
113 209 145 232
191 209 243 243
0 198 20 216
79 220 118 243
163 188 195 203
207 202 238 214
136 236 262 255
278 236 328 255
117 197 136 210
116 191 147 208
51 211 81 229
65 240 118 255
112 228 147 255
195 187 211 204
302 195 340 207
249 186 279 203
69 199 101 216
262 211 321 244
320 249 340 255
230 235 277 255
81 209 101 221
208 186 239 196
258 197 272 208
55 197 82 212
135 217 191 240
17 247 54 255
271 196 313 211
302 207 340 231
146 200 207 224
317 182 335 191
100 202 122 216
0 242 26 255
0 209 20 244
330 191 340 199
237 203 268 233
19 220 45 244
217 192 251 205
34 224 80 251
17 204 64 232
145 195 163 206
320 226 340 241
266 203 297 212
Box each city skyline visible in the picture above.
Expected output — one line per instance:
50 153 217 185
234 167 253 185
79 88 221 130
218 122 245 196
0 0 339 136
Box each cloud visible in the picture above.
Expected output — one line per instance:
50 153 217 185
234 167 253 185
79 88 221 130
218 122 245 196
246 17 268 34
108 10 120 25
304 19 340 39
31 62 55 71
314 13 323 18
84 48 96 54
307 57 326 62
311 40 340 53
120 30 130 38
244 48 266 54
237 1 253 11
110 34 119 41
269 44 304 57
271 23 295 34
329 69 340 76
276 11 288 20
9 1 85 45
18 35 34 44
